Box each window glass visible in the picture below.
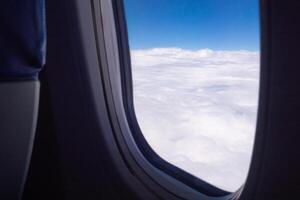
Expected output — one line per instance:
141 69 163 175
124 0 259 192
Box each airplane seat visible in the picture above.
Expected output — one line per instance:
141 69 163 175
0 0 46 199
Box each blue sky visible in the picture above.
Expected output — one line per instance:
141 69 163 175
124 0 259 51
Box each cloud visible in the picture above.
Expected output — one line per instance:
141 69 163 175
130 48 259 192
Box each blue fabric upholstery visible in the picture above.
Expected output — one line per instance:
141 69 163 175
0 0 46 79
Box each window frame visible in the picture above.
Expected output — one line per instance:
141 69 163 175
90 0 262 199
29 0 300 198
111 0 238 196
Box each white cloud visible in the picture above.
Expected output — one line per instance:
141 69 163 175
131 48 259 192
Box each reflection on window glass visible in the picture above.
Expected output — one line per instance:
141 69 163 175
124 0 259 192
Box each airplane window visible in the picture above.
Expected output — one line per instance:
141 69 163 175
124 0 259 192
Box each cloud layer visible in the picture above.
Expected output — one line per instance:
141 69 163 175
131 48 259 192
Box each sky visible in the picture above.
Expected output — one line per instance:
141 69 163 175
124 0 260 192
124 0 259 51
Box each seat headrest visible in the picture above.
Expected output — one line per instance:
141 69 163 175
0 0 46 80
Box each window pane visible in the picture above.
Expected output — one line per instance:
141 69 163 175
124 0 259 192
